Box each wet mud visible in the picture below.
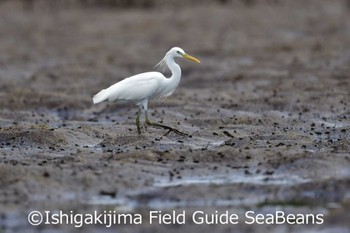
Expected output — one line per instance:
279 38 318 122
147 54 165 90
0 1 350 232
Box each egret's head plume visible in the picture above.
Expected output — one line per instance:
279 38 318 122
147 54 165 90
154 56 167 72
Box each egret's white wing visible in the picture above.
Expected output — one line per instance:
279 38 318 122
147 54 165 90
93 72 165 104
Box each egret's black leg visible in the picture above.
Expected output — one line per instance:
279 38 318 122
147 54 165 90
145 111 188 136
136 109 141 135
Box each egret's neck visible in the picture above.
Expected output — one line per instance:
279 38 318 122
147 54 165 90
166 56 181 82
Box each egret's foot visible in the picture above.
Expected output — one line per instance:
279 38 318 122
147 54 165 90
146 120 188 136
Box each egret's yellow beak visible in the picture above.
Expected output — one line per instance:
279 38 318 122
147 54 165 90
183 53 201 63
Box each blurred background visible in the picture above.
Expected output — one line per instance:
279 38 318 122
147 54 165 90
1 0 349 105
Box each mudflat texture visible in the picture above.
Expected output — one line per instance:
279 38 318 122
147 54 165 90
0 0 350 232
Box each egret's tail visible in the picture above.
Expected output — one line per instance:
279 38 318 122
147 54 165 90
93 89 109 104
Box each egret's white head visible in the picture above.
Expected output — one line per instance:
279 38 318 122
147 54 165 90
167 47 201 63
168 47 185 58
155 47 200 71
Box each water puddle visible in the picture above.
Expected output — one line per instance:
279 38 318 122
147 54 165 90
142 198 259 209
87 196 138 212
86 195 265 210
154 173 310 187
85 172 310 210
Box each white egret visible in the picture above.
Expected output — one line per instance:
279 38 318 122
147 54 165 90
93 47 200 135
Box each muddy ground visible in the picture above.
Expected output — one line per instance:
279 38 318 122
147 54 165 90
0 0 350 232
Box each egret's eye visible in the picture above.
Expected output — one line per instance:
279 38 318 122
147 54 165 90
177 51 181 54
